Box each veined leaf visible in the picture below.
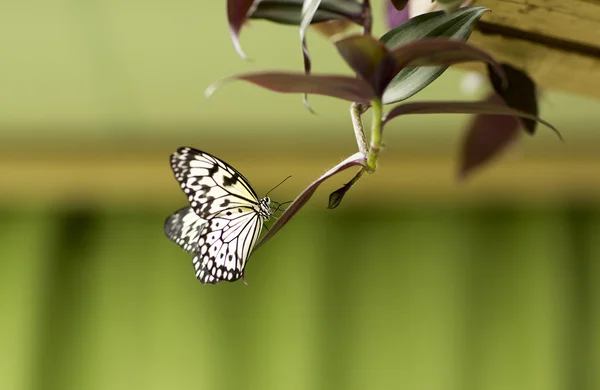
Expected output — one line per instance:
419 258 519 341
380 6 489 104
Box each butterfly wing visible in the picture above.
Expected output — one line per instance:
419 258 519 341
170 147 261 220
168 147 268 284
192 206 264 284
164 206 205 253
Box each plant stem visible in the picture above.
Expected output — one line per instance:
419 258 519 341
366 99 383 171
350 103 368 155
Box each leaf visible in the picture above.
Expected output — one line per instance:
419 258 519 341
380 6 489 104
328 169 364 209
488 63 539 135
435 0 466 14
250 0 364 25
255 152 367 250
227 0 258 59
390 39 506 84
205 72 376 103
386 0 410 29
383 100 562 140
312 19 355 38
300 0 323 75
334 35 398 96
333 35 506 100
230 0 364 59
299 0 322 111
458 93 522 180
390 0 409 11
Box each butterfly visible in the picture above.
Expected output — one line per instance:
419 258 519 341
164 147 274 284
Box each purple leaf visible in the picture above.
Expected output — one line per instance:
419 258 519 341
458 93 521 180
383 100 562 140
206 72 376 103
334 34 398 96
387 1 410 29
255 152 367 250
230 1 364 60
487 63 538 134
389 39 507 87
227 0 257 59
335 35 390 82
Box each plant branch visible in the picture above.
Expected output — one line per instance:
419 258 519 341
350 102 368 155
366 99 383 171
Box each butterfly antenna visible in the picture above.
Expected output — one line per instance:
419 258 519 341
265 175 292 198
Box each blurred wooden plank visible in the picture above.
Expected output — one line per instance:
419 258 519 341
0 144 599 206
475 0 600 47
458 0 600 99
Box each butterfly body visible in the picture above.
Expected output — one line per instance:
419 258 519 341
165 147 273 284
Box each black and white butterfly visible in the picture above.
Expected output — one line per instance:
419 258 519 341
164 147 274 284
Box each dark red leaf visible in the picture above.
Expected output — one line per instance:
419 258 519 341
487 63 539 135
206 72 376 103
390 39 507 85
334 35 398 96
383 100 562 140
255 152 367 250
312 19 355 38
458 93 521 180
227 0 256 58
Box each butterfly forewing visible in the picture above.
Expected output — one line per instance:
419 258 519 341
167 147 272 285
171 148 261 221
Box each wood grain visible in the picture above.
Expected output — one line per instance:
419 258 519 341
458 0 600 99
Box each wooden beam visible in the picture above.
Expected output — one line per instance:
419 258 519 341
1 144 599 207
458 0 600 100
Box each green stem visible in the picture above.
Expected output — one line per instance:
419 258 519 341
366 99 383 171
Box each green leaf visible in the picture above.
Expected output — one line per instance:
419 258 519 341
380 6 489 104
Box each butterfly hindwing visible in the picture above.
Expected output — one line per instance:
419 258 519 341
192 206 263 284
164 206 205 253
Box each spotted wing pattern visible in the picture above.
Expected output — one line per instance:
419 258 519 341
192 206 264 284
164 206 205 253
170 147 260 221
167 147 269 285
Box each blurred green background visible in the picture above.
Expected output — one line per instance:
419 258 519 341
2 1 600 390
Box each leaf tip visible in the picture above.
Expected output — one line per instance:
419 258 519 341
303 94 317 114
204 79 228 99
